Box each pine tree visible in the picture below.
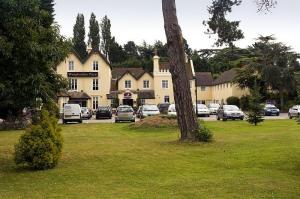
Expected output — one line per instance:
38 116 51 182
247 83 264 126
40 0 55 27
88 13 100 51
100 15 112 58
73 14 87 59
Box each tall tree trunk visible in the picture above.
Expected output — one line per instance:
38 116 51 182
162 0 199 141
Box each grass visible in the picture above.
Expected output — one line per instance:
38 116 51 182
1 120 300 198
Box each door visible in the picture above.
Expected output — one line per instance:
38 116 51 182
123 99 133 107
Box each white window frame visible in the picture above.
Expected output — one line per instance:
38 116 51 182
125 80 131 89
69 79 77 91
140 99 146 105
68 61 74 71
162 80 168 89
93 79 99 91
93 96 99 110
164 96 170 103
143 80 150 89
93 61 99 71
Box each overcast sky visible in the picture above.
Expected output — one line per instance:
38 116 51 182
54 0 300 52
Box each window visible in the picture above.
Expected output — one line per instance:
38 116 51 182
69 79 77 90
140 99 145 105
93 79 99 91
93 97 99 110
93 61 99 71
164 96 170 103
68 61 74 71
162 80 168 89
125 80 131 89
201 86 206 91
143 80 150 89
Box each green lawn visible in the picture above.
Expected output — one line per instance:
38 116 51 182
1 120 300 199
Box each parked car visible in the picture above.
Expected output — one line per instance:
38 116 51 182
168 104 177 116
115 105 135 123
81 107 92 119
139 104 160 118
96 106 112 119
63 104 82 124
264 104 280 116
288 105 300 119
217 105 244 121
208 103 220 115
158 103 170 114
195 104 210 117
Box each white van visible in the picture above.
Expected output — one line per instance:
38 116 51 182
63 104 82 124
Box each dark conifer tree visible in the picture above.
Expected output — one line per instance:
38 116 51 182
100 15 112 58
88 13 100 51
73 14 87 59
40 0 55 27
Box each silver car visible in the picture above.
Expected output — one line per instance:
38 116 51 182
115 105 135 123
140 105 160 118
288 105 300 119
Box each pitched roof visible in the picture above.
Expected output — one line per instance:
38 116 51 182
214 68 237 85
112 68 152 80
195 72 214 86
71 49 112 69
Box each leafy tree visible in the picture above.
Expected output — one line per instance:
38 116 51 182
226 96 240 107
88 13 100 51
124 41 139 59
73 13 87 59
0 0 70 120
247 83 264 126
100 15 112 58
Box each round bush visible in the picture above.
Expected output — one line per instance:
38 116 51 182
14 111 63 170
196 126 213 142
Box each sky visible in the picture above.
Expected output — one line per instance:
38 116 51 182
54 0 300 53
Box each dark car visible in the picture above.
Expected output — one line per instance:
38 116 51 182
96 106 112 119
264 104 280 116
217 105 245 121
157 103 170 114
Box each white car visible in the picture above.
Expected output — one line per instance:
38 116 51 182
63 104 82 124
140 105 160 118
288 105 300 119
217 105 245 121
208 103 220 115
168 104 177 116
195 104 210 117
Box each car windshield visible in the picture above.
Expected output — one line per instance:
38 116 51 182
118 107 133 112
98 107 109 111
224 105 239 111
209 104 219 108
143 105 159 111
197 104 207 109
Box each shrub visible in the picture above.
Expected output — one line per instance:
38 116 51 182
14 110 63 170
196 126 213 142
226 96 240 107
247 85 264 126
240 95 250 111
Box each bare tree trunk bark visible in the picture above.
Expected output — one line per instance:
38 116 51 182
162 0 199 141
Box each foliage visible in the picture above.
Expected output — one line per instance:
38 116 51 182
226 96 240 107
246 85 264 126
88 13 100 51
240 95 250 111
100 15 112 58
73 13 87 59
131 115 178 129
14 110 63 170
0 0 70 120
204 0 244 47
40 0 55 27
195 125 214 142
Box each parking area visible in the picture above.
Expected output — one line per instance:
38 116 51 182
59 113 290 124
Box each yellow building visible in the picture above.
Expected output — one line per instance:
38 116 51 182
56 50 249 110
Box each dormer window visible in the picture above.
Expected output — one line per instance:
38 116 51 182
68 61 74 71
93 61 99 71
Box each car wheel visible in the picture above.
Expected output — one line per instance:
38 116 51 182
240 117 244 120
288 113 292 119
79 120 82 123
217 115 220 120
62 120 66 124
277 113 280 116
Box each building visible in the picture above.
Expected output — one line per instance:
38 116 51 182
56 50 249 110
